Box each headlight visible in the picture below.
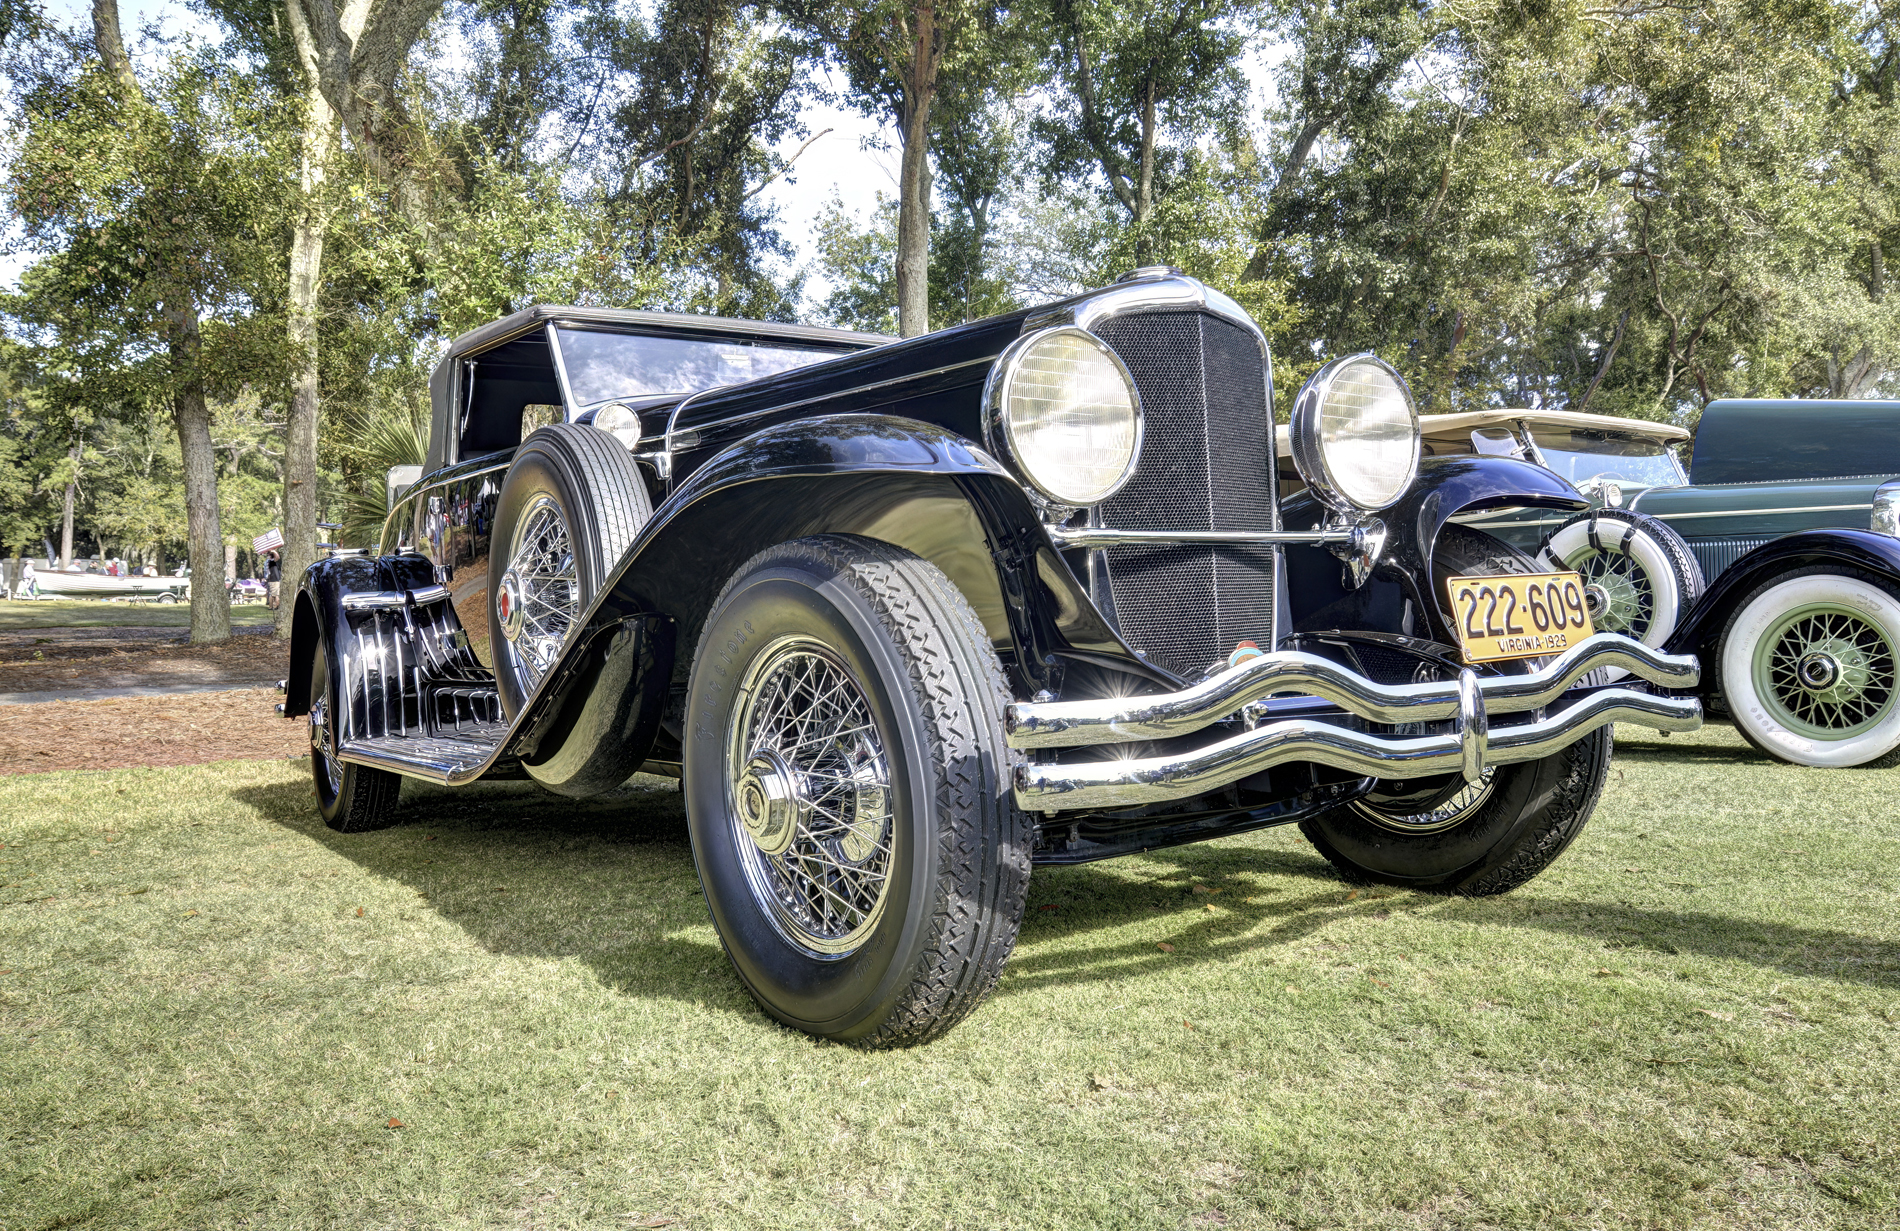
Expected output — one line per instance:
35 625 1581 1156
1874 479 1900 537
984 327 1142 507
593 403 641 450
1289 354 1420 514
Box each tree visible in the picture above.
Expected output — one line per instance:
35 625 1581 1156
1036 0 1257 265
590 0 814 318
5 8 286 640
785 0 996 336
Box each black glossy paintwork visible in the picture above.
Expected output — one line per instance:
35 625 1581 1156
596 415 1160 697
286 552 436 726
1282 455 1587 644
1691 399 1900 485
1663 529 1900 662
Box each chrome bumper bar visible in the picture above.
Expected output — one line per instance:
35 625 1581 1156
1006 631 1699 749
1014 688 1702 811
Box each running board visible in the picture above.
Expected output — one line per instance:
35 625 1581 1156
337 724 510 785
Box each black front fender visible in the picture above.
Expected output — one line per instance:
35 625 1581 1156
1283 456 1587 644
285 552 436 720
592 414 1153 697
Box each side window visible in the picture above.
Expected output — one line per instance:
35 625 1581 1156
458 329 566 460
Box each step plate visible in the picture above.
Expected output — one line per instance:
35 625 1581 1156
337 723 510 785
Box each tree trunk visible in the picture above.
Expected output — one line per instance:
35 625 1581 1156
278 80 339 640
895 3 940 338
1134 82 1156 264
58 439 78 569
170 305 232 645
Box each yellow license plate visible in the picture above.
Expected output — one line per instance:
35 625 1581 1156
1446 570 1596 664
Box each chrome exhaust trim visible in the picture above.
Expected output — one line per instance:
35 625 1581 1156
1013 688 1702 811
1006 631 1699 749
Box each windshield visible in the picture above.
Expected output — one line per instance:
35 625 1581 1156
554 326 844 408
1530 428 1686 488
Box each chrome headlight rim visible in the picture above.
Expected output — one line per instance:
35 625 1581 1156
1290 353 1421 516
983 325 1145 509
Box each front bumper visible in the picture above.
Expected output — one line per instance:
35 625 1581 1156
1009 632 1702 810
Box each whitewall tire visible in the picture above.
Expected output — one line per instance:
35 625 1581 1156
1542 508 1703 681
1718 567 1900 768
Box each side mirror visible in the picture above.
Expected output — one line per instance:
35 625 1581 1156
386 465 423 513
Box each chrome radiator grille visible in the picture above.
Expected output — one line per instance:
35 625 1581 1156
1093 310 1277 678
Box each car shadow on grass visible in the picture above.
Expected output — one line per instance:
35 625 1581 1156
235 772 1898 1015
1007 843 1900 994
232 771 763 1018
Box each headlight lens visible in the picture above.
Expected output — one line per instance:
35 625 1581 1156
986 327 1142 506
593 403 642 450
1290 354 1420 514
1873 480 1900 537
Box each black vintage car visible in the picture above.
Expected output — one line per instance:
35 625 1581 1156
284 271 1705 1045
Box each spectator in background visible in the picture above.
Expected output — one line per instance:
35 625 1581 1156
19 559 36 599
266 549 282 609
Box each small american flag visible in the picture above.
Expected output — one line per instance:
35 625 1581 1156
252 529 285 553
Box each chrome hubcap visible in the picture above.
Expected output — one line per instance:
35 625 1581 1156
501 494 578 693
496 570 526 642
728 638 893 957
1757 606 1897 737
1796 650 1842 693
1572 550 1649 635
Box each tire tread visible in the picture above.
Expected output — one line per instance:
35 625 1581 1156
700 534 1030 1047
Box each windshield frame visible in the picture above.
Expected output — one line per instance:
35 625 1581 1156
547 324 852 414
1526 426 1688 489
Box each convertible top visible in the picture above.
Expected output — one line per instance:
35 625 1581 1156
1274 407 1689 459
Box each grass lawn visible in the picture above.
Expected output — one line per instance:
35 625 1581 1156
2 722 1896 1229
0 599 276 631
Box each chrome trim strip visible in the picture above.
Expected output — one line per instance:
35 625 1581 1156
1005 630 1700 748
1014 690 1703 810
341 591 407 611
1046 526 1354 550
408 585 452 606
1649 503 1867 520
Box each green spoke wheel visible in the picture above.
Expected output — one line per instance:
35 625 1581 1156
1720 565 1900 767
1753 604 1897 739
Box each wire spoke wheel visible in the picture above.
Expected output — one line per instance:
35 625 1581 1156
497 493 579 697
727 636 894 958
1571 549 1653 638
1754 602 1898 739
1352 768 1496 835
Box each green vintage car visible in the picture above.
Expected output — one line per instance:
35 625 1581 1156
1628 399 1900 768
1284 399 1900 768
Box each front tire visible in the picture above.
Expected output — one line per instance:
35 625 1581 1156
1300 524 1612 894
1718 565 1900 767
684 535 1030 1046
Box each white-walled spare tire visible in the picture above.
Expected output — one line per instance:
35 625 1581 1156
1541 508 1703 678
1718 566 1900 768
